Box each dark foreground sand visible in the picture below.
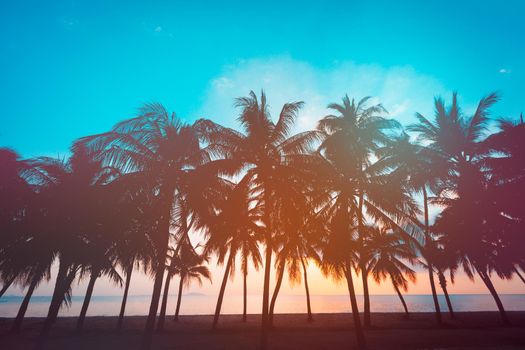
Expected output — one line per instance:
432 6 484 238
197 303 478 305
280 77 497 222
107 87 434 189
1 312 525 350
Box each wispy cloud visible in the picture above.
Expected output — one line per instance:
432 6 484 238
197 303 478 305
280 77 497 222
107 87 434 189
499 68 511 74
197 56 449 131
154 26 163 33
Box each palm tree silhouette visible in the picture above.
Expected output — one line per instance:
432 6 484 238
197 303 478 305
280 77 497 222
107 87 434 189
195 90 320 347
169 239 211 322
78 104 209 349
203 177 263 329
366 226 417 318
412 92 511 325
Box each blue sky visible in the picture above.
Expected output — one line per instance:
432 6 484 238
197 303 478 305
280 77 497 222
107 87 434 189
1 0 524 158
2 0 525 296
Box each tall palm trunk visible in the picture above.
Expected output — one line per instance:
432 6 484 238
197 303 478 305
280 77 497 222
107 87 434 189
156 271 172 332
0 275 15 299
76 269 99 333
423 187 442 326
300 257 313 321
212 250 234 329
117 259 134 331
173 274 185 322
344 259 367 350
357 193 371 328
475 265 509 325
242 260 248 322
141 187 174 350
261 185 273 350
438 270 454 319
268 262 286 327
361 265 371 327
40 262 77 339
392 283 409 318
11 275 39 333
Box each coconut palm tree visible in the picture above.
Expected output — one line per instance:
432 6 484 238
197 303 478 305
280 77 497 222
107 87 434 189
203 177 263 329
194 90 321 346
77 104 210 349
317 95 418 331
374 132 449 325
169 240 211 322
366 226 417 319
410 92 512 325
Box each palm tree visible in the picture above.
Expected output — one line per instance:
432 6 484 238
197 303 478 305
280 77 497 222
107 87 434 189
366 226 417 319
169 240 211 322
203 177 263 329
374 132 448 325
195 90 320 346
410 92 511 325
317 95 418 331
78 104 210 349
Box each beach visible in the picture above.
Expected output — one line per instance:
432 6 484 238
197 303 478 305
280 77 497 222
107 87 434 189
1 312 525 349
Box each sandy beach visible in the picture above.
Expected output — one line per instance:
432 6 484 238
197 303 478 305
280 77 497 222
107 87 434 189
1 312 525 349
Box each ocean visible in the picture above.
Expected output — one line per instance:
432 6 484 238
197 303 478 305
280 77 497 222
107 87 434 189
1 294 525 318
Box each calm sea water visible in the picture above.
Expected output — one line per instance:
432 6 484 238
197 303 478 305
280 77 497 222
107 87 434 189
1 294 525 318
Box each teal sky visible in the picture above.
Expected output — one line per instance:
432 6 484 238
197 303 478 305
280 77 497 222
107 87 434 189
1 0 524 157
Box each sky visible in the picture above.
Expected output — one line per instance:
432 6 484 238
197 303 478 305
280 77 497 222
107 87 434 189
1 0 525 297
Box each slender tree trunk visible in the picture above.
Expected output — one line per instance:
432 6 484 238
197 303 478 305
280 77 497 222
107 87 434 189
514 266 525 285
0 275 15 298
361 265 371 328
117 260 134 332
212 250 234 329
476 266 509 325
141 189 173 350
300 257 313 321
11 276 38 333
173 275 184 322
344 259 367 350
261 184 273 350
76 270 99 333
392 283 409 318
423 187 442 326
242 261 248 322
268 262 286 327
156 271 172 332
438 270 454 319
39 264 77 347
357 193 371 328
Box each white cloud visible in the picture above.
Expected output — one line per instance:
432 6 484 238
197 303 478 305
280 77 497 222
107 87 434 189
499 68 511 74
197 56 449 132
154 26 163 33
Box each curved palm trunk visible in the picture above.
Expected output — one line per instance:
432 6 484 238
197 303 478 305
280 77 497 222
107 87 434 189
300 257 313 321
156 271 172 332
361 265 371 328
242 261 248 322
392 283 409 318
423 187 442 326
438 270 454 319
141 188 174 350
475 265 509 325
345 259 367 350
173 274 185 322
76 270 99 333
261 186 273 350
11 275 38 333
0 276 16 299
212 250 234 329
40 262 77 339
268 262 286 327
117 260 134 331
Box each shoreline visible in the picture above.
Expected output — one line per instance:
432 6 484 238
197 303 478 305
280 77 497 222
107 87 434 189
2 312 525 349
